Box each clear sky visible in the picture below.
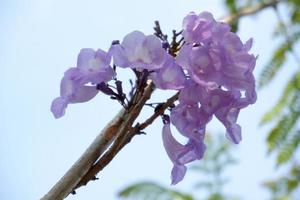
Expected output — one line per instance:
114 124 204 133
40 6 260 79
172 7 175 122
1 0 296 199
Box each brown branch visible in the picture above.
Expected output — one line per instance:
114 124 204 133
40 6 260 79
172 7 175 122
73 81 155 190
138 92 179 130
221 0 285 24
74 90 179 191
41 109 126 200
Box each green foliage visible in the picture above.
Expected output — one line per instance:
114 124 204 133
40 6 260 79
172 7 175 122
260 73 300 125
262 71 300 165
258 41 291 88
276 130 300 165
258 0 300 199
289 0 300 24
119 182 194 200
225 0 239 32
264 164 300 200
266 110 300 152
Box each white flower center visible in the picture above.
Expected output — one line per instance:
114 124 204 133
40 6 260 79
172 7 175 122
88 58 103 71
128 46 152 64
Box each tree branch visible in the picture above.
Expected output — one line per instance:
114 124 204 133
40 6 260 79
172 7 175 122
73 90 180 190
41 109 126 200
73 81 155 189
138 92 179 130
221 0 285 24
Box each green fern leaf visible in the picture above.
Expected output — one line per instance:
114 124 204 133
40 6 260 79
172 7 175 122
258 42 291 88
267 110 300 152
276 130 300 166
260 75 297 125
259 32 300 88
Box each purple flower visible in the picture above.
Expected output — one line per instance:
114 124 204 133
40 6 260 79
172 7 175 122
177 79 243 144
76 48 116 84
178 11 257 103
51 49 115 118
182 11 217 44
109 31 167 70
162 11 257 183
162 122 206 184
150 55 186 90
170 103 211 141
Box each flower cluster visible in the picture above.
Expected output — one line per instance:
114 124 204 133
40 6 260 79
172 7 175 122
163 11 257 184
51 11 256 185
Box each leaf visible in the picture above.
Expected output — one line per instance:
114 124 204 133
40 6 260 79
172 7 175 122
119 182 194 200
260 73 300 125
276 130 300 166
225 0 239 32
258 42 291 88
225 0 237 12
259 32 300 88
267 110 300 152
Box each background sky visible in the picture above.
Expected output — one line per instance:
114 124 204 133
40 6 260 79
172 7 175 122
1 0 297 199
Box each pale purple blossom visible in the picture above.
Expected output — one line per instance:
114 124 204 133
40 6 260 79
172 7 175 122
109 31 167 70
51 49 115 118
170 103 210 141
150 55 186 90
162 11 257 184
162 122 206 184
182 11 216 44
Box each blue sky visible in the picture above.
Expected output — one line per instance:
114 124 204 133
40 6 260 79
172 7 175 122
1 0 297 199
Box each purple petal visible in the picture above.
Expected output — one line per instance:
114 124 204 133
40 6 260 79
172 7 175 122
51 97 68 119
69 85 98 103
171 165 187 185
95 48 111 67
176 44 192 70
171 103 211 140
162 123 207 184
162 123 185 162
142 35 166 68
122 31 146 56
109 44 130 68
60 72 78 98
111 30 167 70
77 48 96 69
182 11 216 44
178 80 201 105
216 107 242 144
244 38 253 51
151 56 186 90
76 48 115 84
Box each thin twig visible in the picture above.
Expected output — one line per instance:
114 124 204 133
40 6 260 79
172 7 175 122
138 92 179 130
221 0 285 24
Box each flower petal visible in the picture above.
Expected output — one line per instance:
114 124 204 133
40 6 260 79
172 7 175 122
151 56 186 90
51 97 68 119
171 165 187 185
69 85 98 103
